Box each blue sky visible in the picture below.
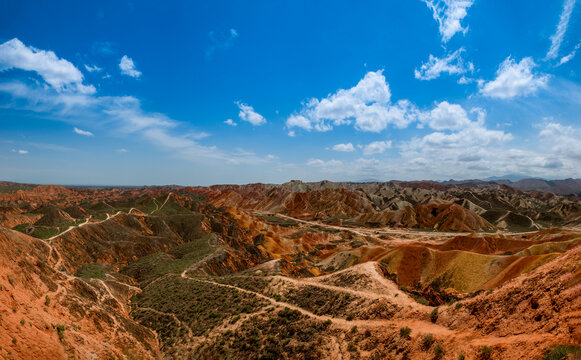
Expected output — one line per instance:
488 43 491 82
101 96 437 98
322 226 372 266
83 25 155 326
0 0 580 185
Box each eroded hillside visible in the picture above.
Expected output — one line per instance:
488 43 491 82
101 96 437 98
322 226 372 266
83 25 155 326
0 182 579 359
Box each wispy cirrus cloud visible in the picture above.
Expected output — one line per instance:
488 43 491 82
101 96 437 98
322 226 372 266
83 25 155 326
546 0 577 60
84 64 102 73
0 38 276 167
73 127 94 136
415 48 474 80
205 28 239 60
557 43 580 66
11 149 29 155
422 0 474 43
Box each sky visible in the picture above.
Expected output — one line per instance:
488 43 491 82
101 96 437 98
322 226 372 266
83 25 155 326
0 0 580 186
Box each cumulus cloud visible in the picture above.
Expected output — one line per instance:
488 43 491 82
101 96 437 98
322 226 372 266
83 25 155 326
286 70 419 133
423 101 472 130
546 0 577 60
458 153 482 162
539 122 581 160
0 38 95 94
413 124 512 149
119 55 141 78
363 140 392 155
406 103 512 152
236 101 266 125
73 127 94 136
332 143 355 152
415 48 474 80
480 57 549 99
422 0 474 42
224 118 237 126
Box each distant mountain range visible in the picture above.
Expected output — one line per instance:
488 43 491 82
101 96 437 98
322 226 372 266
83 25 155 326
441 178 581 195
3 177 581 195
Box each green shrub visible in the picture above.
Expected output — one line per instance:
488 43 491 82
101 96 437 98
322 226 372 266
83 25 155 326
421 333 434 350
55 324 66 340
455 302 463 310
543 345 581 360
433 343 445 359
350 325 357 333
45 295 51 306
457 351 465 360
478 345 492 360
347 342 356 352
430 307 439 323
399 326 412 339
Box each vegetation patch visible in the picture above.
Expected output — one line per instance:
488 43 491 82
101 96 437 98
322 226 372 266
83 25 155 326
542 345 581 360
272 284 366 319
197 307 330 359
214 275 271 294
122 234 214 285
75 263 111 279
132 275 268 342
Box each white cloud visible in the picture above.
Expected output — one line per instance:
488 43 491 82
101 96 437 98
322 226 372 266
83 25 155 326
84 64 102 73
236 101 266 125
415 48 474 80
286 70 419 133
422 0 474 42
546 0 577 60
424 101 472 130
558 43 580 66
332 143 355 152
206 28 239 60
0 38 95 94
119 55 142 78
410 123 512 150
117 148 128 153
11 149 29 155
0 39 278 168
287 114 313 130
73 127 94 136
480 57 549 99
363 140 392 155
307 158 343 168
224 118 237 126
406 103 512 153
539 122 581 160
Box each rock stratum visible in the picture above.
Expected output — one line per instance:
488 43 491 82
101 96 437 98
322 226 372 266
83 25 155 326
0 181 579 359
